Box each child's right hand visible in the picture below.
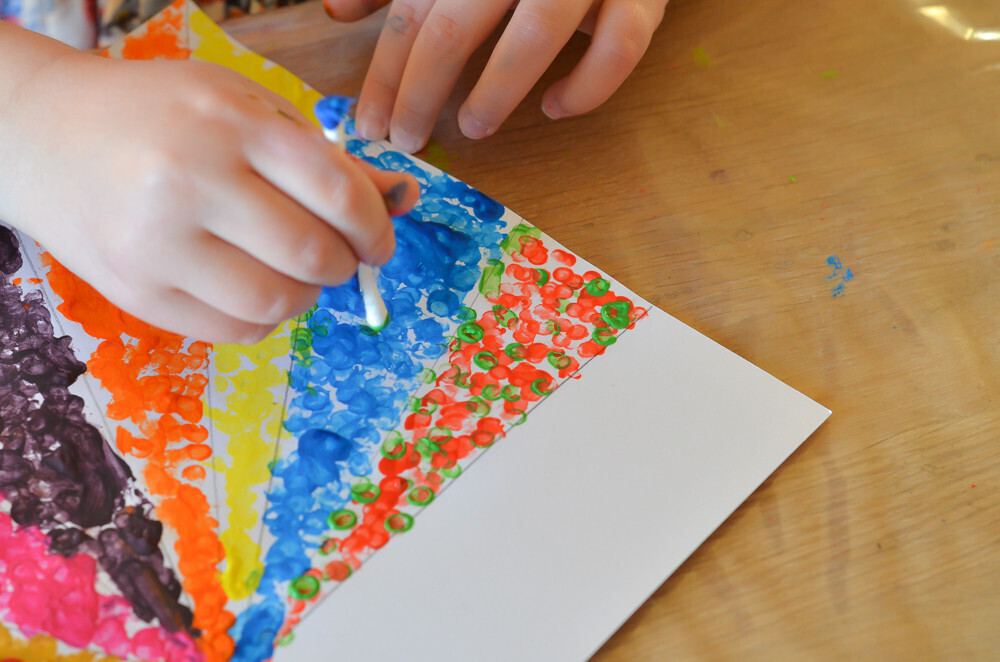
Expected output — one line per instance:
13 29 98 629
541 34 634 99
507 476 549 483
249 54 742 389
0 27 418 343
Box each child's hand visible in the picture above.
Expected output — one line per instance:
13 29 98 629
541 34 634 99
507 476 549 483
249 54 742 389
323 0 669 152
0 37 418 343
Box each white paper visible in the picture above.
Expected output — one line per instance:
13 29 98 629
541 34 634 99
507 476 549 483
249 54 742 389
280 307 830 661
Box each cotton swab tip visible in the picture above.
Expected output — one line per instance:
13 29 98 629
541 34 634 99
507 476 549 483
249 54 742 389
357 264 389 333
314 95 353 135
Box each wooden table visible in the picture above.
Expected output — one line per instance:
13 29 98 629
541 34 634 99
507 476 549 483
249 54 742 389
227 1 1000 658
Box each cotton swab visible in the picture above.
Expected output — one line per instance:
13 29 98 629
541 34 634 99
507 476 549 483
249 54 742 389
314 96 390 333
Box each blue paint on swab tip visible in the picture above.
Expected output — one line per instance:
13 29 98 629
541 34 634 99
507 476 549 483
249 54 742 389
314 95 354 131
315 95 354 143
315 95 390 334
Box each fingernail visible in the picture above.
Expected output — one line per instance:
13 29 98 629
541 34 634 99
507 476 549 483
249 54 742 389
391 129 423 154
382 181 409 212
542 100 568 120
357 111 387 141
458 110 494 139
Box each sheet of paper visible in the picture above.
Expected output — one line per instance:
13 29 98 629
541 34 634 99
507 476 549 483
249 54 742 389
281 307 829 661
0 3 829 661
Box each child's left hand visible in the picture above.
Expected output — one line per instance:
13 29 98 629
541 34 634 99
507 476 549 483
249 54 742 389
323 0 669 152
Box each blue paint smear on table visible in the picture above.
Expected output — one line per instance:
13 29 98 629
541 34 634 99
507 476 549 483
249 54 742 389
828 255 855 297
229 141 509 662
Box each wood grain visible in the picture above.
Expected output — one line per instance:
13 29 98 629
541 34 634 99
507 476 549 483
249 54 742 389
226 1 1000 658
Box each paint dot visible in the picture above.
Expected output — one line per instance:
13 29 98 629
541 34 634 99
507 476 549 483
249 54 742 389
322 561 352 582
586 277 610 297
592 326 617 346
408 486 435 507
384 512 414 533
380 430 407 459
327 509 357 530
547 350 572 370
465 397 491 416
351 479 381 504
693 46 711 66
531 377 553 396
601 300 632 329
456 321 485 343
289 573 321 600
505 342 527 361
471 429 496 447
474 350 499 370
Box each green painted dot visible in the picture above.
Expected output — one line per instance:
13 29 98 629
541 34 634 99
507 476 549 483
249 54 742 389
408 486 436 507
531 377 553 396
547 350 572 370
466 397 491 416
501 384 520 402
318 538 338 555
474 350 499 370
442 463 462 479
456 321 485 343
328 509 357 530
429 426 452 442
385 512 414 533
452 369 472 388
351 480 381 504
600 300 632 329
290 327 313 352
457 306 478 321
586 277 610 296
482 384 503 401
381 431 407 459
277 632 295 647
420 368 437 384
415 437 441 459
592 326 618 346
535 269 550 286
289 574 321 600
492 304 518 327
505 342 527 361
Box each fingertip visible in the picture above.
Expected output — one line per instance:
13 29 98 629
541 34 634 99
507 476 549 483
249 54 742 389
322 0 388 22
356 109 389 141
389 127 425 154
457 107 496 140
382 177 420 216
541 82 573 120
541 99 568 120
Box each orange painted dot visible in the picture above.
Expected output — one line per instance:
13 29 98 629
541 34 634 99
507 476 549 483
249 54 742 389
182 465 207 481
